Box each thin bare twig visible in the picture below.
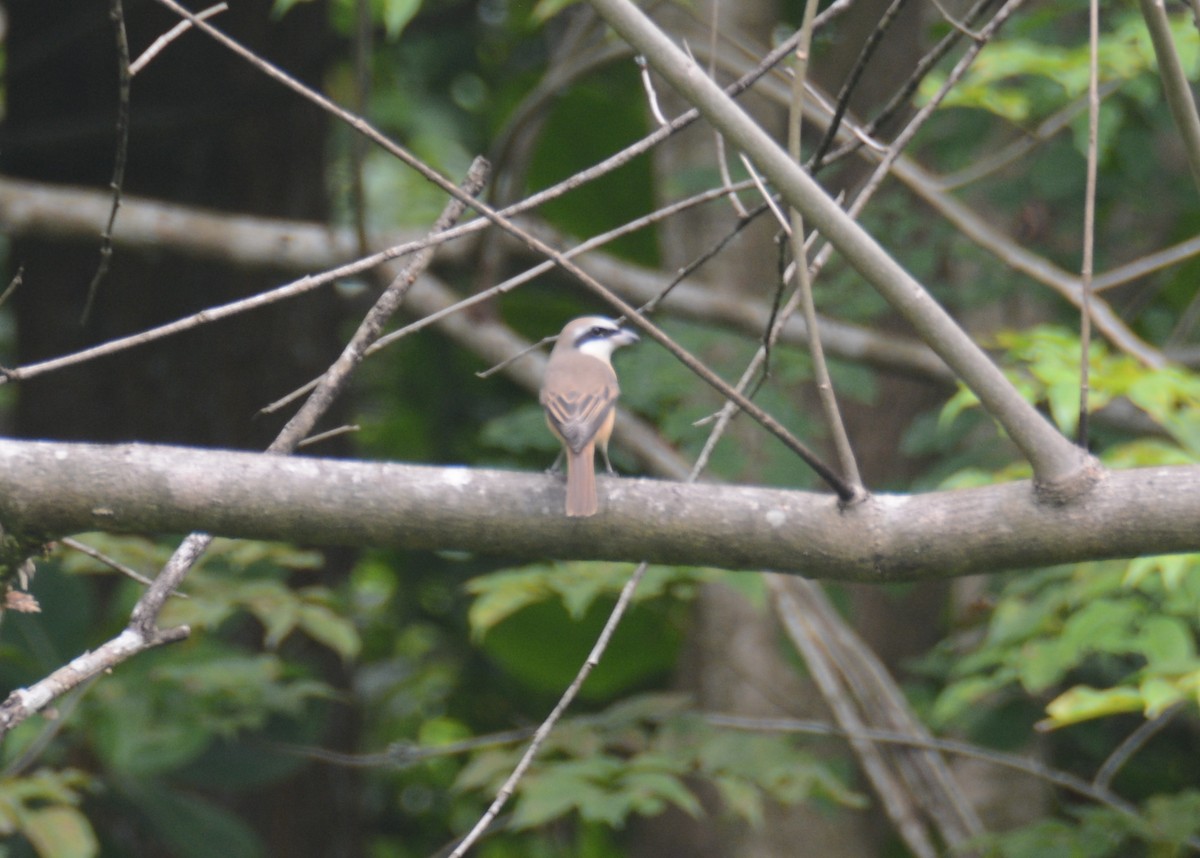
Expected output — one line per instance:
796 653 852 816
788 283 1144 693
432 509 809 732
705 3 749 218
277 726 538 769
809 0 914 169
0 266 24 310
936 80 1122 191
296 424 361 448
1093 702 1185 791
927 0 985 39
636 55 668 126
472 338 554 381
81 0 132 326
446 562 651 857
788 0 862 491
815 0 998 171
129 2 228 75
270 158 488 452
0 231 456 385
349 0 373 256
1079 0 1100 447
59 537 173 592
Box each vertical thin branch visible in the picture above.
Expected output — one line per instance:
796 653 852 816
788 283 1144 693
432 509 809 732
350 0 373 255
706 2 748 217
1079 0 1100 447
446 563 651 858
788 0 862 490
809 0 914 168
82 0 132 326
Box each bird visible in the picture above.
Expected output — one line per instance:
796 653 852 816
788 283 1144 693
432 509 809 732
540 316 640 517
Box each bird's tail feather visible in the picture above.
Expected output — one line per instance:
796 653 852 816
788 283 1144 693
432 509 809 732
565 444 597 517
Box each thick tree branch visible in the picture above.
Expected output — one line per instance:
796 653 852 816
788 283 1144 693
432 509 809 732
1 439 1196 581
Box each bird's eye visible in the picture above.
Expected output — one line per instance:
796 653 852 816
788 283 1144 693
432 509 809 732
592 326 608 337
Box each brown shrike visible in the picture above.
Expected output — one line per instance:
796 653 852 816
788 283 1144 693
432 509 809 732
540 316 639 517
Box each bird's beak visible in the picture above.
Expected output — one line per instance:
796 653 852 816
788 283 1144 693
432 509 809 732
617 327 640 346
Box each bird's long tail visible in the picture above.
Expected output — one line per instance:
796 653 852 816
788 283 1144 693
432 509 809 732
565 443 597 517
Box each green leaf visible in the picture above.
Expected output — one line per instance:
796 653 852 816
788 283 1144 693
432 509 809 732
380 0 421 39
938 385 980 432
120 779 264 858
511 758 623 829
1045 378 1081 437
417 715 472 747
1 768 91 807
620 768 701 819
1061 598 1142 656
712 776 765 827
297 600 361 661
532 0 581 22
465 566 553 639
21 806 98 858
271 0 316 18
245 581 301 650
453 749 518 794
1137 677 1185 717
467 562 712 640
1041 685 1143 729
931 674 1009 726
1142 790 1200 845
1122 556 1161 589
593 692 692 727
1135 615 1196 667
90 691 211 776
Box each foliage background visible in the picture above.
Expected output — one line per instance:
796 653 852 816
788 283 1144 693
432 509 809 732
0 0 1198 856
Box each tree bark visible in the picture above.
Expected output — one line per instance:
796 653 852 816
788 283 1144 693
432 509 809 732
2 440 1196 581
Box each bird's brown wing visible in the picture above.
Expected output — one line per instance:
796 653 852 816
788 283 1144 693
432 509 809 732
540 354 618 454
